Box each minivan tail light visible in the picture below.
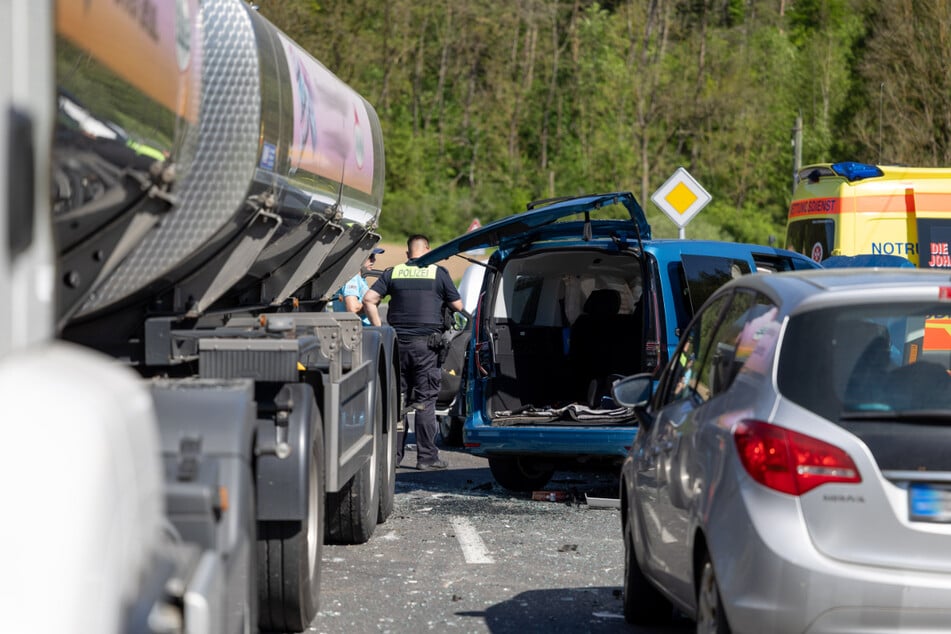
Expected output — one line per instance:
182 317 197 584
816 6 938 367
733 420 861 495
644 340 660 371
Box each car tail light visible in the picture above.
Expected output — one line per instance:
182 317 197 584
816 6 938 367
733 420 861 495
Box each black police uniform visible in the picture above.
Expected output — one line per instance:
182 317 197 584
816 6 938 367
369 262 461 466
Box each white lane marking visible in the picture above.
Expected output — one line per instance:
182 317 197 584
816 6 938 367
450 516 495 564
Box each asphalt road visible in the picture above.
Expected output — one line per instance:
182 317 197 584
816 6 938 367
307 442 693 634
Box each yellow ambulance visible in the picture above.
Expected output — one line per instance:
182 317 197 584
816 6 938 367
785 162 951 268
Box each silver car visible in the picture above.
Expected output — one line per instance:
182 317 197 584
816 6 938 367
614 268 951 633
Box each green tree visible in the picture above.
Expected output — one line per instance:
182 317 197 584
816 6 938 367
849 0 951 165
253 0 951 247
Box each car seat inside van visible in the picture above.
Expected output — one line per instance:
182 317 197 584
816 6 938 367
485 247 642 419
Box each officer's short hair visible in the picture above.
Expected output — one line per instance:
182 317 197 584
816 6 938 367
407 234 430 250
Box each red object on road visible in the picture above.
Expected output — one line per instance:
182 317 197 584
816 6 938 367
532 490 568 502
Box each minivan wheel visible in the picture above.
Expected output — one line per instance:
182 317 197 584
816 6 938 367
488 456 554 492
696 554 731 634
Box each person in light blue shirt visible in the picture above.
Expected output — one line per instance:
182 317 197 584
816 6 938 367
331 247 384 325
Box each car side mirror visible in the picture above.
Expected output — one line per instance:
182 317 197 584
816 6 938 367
611 374 653 408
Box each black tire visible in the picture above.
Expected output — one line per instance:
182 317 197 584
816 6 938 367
488 456 554 492
257 409 325 633
622 514 671 625
439 415 465 447
696 553 731 633
326 391 381 544
377 375 396 523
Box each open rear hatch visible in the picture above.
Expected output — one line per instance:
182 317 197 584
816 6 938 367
411 193 651 428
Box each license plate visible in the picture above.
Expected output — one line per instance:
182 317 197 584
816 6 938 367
909 483 951 523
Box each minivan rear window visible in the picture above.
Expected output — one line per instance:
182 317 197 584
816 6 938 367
510 274 544 324
680 254 751 317
786 218 834 262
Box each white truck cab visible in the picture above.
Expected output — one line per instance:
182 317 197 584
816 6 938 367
0 3 177 631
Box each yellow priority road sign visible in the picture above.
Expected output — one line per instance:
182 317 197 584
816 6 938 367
651 167 712 230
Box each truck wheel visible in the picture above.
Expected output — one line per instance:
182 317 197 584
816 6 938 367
258 409 325 633
326 391 381 544
488 456 554 492
377 378 396 523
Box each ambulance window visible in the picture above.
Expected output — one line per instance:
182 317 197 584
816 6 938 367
787 218 834 261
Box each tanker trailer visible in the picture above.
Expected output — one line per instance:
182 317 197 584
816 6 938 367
52 0 202 327
49 0 398 631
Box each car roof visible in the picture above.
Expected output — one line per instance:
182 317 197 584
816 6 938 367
719 267 951 313
822 254 916 269
642 239 815 262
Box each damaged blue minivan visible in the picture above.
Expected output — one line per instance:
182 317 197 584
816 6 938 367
414 192 819 491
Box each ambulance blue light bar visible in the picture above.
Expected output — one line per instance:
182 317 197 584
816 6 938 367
831 161 884 182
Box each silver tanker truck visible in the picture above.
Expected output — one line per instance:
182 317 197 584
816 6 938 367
0 1 397 632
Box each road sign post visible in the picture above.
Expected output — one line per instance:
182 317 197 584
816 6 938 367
650 167 712 239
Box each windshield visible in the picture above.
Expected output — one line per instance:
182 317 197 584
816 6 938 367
778 304 951 421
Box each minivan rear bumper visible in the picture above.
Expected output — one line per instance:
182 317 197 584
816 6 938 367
463 413 637 458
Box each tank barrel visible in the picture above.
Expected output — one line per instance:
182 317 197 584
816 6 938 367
54 0 385 340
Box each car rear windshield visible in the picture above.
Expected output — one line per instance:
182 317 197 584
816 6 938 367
778 304 951 421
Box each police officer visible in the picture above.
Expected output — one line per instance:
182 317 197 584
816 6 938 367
363 235 463 470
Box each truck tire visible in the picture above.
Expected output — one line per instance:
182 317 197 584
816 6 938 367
488 456 554 492
326 392 381 544
377 376 396 523
258 408 325 633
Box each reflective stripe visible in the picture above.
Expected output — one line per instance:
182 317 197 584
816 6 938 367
385 263 446 331
392 263 438 280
